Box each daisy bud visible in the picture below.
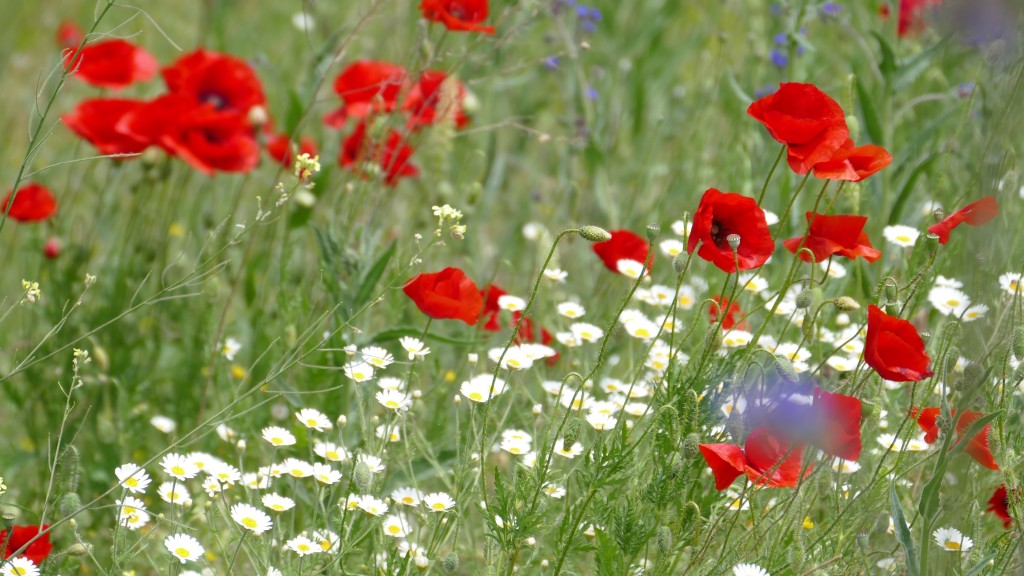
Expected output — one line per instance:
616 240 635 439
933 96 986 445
773 357 799 384
726 233 741 251
444 551 459 573
67 542 90 557
681 433 701 459
656 525 673 555
541 560 550 569
454 394 462 405
672 253 688 275
532 403 543 417
1013 327 1024 361
354 462 373 491
336 414 348 427
795 288 814 310
578 225 612 243
832 296 860 311
646 224 661 241
468 353 479 364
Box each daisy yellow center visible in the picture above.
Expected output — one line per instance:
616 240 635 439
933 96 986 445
897 235 911 243
469 392 484 401
507 359 521 367
125 478 139 487
571 399 583 409
292 469 304 476
272 504 284 511
635 328 651 338
944 540 961 550
1012 281 1020 291
306 419 318 427
124 506 136 514
176 547 191 558
386 400 399 408
946 299 960 307
387 525 401 534
320 540 331 550
271 437 283 445
13 568 28 576
967 311 979 318
355 371 367 379
402 497 415 504
509 447 524 454
298 544 310 552
580 331 593 339
680 296 693 305
566 311 578 317
172 466 185 475
326 451 339 459
242 517 257 529
432 502 446 510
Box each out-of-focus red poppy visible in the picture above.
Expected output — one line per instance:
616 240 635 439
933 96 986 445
479 284 506 332
927 196 999 245
699 426 808 490
747 82 850 175
592 230 652 276
884 0 943 37
339 121 419 186
403 71 470 129
708 295 747 330
62 98 150 156
914 407 999 470
2 183 57 222
117 94 260 175
63 39 158 90
810 388 863 461
56 20 85 50
0 525 53 565
987 485 1013 528
783 212 881 263
162 50 266 117
688 188 774 273
812 139 892 182
403 267 483 325
324 60 408 129
265 133 319 169
420 0 496 34
864 305 933 382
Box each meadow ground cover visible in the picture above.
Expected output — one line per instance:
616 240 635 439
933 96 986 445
1 0 1024 574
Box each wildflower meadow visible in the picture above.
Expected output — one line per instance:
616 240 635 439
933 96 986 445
3 0 1024 574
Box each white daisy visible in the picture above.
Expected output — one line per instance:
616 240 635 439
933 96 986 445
221 337 242 360
231 503 273 534
314 441 350 462
150 415 176 433
295 408 332 431
399 336 430 360
361 346 395 369
286 535 320 556
161 454 199 481
114 463 151 494
586 412 617 431
882 224 920 247
382 514 412 538
262 426 297 447
733 563 770 576
158 481 192 507
671 220 691 237
616 259 648 279
358 496 389 516
544 268 568 282
164 534 204 564
281 458 314 478
261 493 295 512
933 527 973 552
997 272 1021 295
375 389 412 411
831 459 861 474
312 463 342 485
343 361 375 382
557 302 586 319
1 558 40 576
962 304 988 321
424 492 455 512
358 453 385 474
570 322 604 342
392 487 424 507
927 286 971 316
497 295 527 312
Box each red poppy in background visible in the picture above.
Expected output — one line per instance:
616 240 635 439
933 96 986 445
0 525 53 565
118 94 261 175
783 212 880 263
403 71 470 129
57 20 84 49
688 188 774 273
339 121 419 186
927 196 999 245
265 133 319 169
63 39 158 90
162 50 266 117
420 0 496 34
864 305 932 382
592 230 652 275
886 0 943 37
2 184 57 222
324 60 408 128
62 98 150 156
699 426 808 490
811 388 863 461
479 284 507 331
987 486 1013 528
708 295 747 330
812 140 892 182
914 407 999 470
403 267 483 325
747 82 850 175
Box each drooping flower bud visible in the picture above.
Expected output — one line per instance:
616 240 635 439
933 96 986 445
578 226 612 242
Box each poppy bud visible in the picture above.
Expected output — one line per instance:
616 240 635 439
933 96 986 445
354 462 373 491
44 237 61 259
656 525 673 554
1014 362 1024 384
443 551 459 573
1013 327 1024 361
672 253 688 275
773 357 799 383
833 296 860 311
681 433 701 459
578 225 612 242
59 492 81 516
944 348 960 376
801 316 816 342
795 288 814 309
561 417 582 447
884 281 898 304
885 303 900 317
646 223 661 241
704 325 723 352
962 363 984 388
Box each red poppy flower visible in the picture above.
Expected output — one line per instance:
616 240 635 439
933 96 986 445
783 212 881 263
420 0 496 34
811 388 863 461
0 525 53 565
63 40 158 90
339 121 419 186
987 486 1013 528
745 387 863 462
162 50 266 117
688 188 775 273
914 407 999 470
927 196 999 245
265 133 319 169
479 284 506 331
864 305 933 382
62 98 150 156
403 71 470 129
403 267 483 325
891 0 943 37
592 230 652 275
747 82 850 175
699 426 808 490
324 61 408 128
812 140 892 182
2 183 57 222
56 21 84 49
708 295 747 331
117 95 260 175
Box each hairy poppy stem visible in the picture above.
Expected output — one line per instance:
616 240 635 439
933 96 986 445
757 144 787 206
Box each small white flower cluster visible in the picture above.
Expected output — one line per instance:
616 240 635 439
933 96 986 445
432 204 467 240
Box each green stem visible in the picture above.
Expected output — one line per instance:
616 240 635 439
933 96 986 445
757 145 787 206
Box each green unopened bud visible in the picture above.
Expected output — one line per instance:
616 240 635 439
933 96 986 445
726 234 741 251
1014 362 1024 384
845 114 861 141
801 316 816 342
646 224 661 241
656 525 673 555
859 400 876 421
444 551 459 572
885 303 900 317
795 288 814 310
773 357 799 384
578 226 612 243
962 363 984 388
561 417 582 447
354 462 373 491
1013 327 1024 361
66 542 90 557
704 325 723 352
944 348 960 376
884 282 898 304
673 253 688 275
833 296 860 311
681 433 701 459
58 492 81 517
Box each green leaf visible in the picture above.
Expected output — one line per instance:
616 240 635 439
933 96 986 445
949 410 1003 457
871 31 899 82
890 484 919 576
888 154 938 224
352 241 396 313
965 553 999 576
856 76 885 146
368 327 477 347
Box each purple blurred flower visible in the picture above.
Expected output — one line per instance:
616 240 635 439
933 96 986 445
770 49 789 68
544 56 560 70
754 83 778 99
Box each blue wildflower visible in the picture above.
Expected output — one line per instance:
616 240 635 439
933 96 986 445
770 49 789 68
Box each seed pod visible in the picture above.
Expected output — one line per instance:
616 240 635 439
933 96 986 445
578 226 612 243
646 224 661 241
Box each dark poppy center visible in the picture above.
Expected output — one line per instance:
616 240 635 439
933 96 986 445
710 220 730 249
200 92 228 110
